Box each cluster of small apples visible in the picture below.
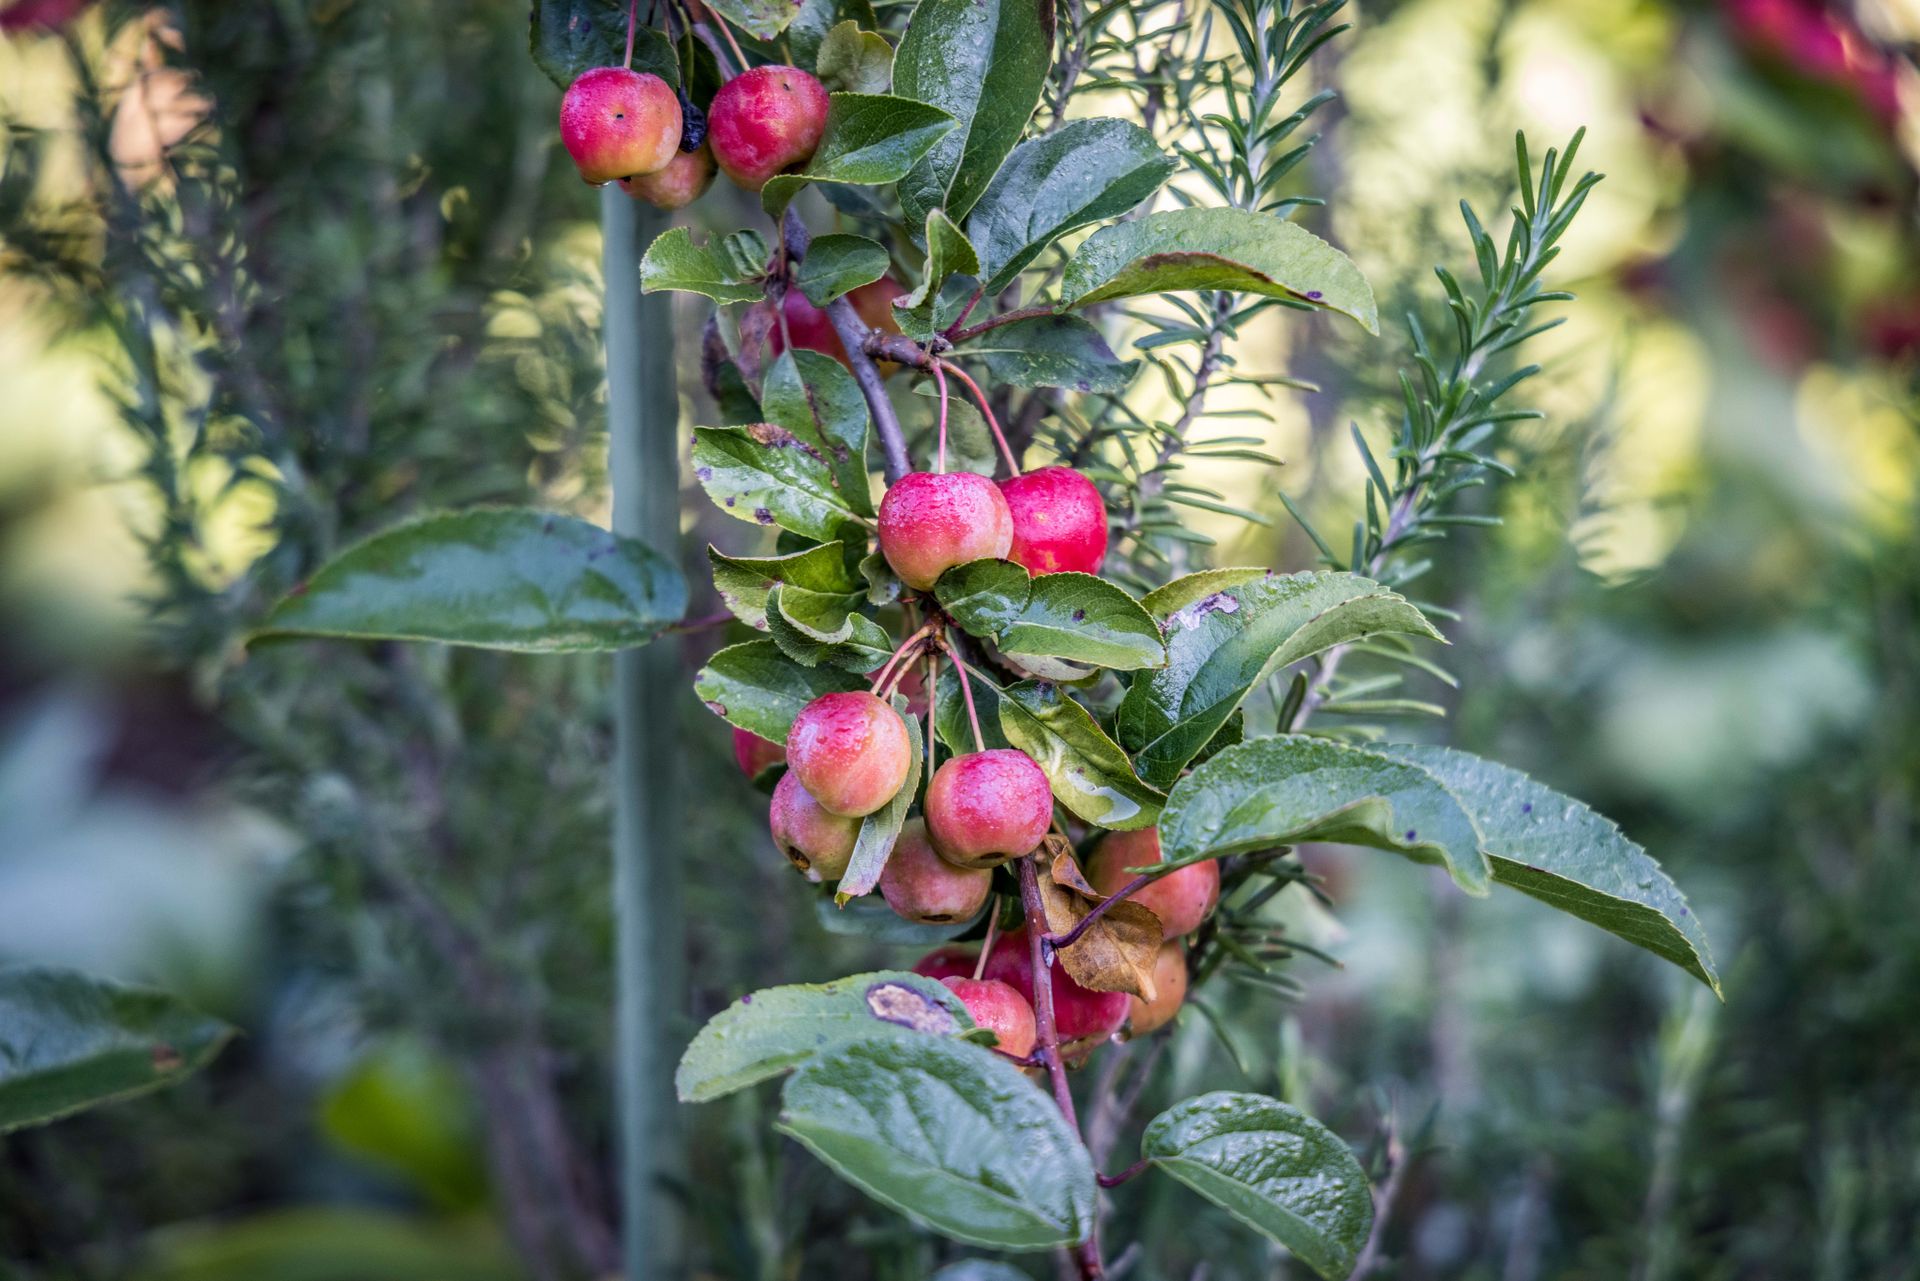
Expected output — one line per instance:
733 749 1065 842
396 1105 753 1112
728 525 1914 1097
558 62 832 210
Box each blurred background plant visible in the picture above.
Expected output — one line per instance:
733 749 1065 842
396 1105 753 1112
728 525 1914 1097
0 0 1915 1279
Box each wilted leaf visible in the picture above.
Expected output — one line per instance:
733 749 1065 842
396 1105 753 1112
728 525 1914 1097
1036 840 1162 1000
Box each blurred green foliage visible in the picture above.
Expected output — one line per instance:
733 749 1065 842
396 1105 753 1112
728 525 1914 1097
0 0 1916 1279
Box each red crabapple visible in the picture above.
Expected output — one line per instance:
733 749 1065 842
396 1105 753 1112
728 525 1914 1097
559 67 682 185
924 749 1053 869
879 819 993 924
941 977 1038 1058
912 944 980 981
768 770 858 883
876 472 1014 591
786 691 912 818
983 925 1129 1050
707 65 830 190
1086 827 1219 939
1126 940 1188 1036
765 277 909 370
999 466 1109 576
732 727 785 780
620 143 714 209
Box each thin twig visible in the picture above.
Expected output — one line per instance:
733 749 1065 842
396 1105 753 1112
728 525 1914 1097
941 359 1021 476
1046 872 1152 950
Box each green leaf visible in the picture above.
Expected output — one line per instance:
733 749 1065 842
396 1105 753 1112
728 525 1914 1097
966 118 1173 295
675 970 974 1103
995 677 1164 830
1157 736 1493 896
1061 208 1379 334
639 227 769 304
760 350 875 519
893 0 1053 225
894 210 979 339
815 20 894 94
795 233 891 308
1142 1091 1373 1279
762 93 958 217
255 509 687 653
529 0 680 89
959 314 1137 394
766 583 894 671
933 558 1031 637
934 665 1013 752
693 424 868 543
815 891 986 944
694 639 866 743
709 542 859 629
1377 744 1722 994
1117 570 1442 788
835 696 924 902
0 965 234 1133
776 1036 1095 1249
705 0 807 40
1000 573 1166 672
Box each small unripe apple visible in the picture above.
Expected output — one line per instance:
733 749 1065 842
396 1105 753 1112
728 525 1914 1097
999 466 1109 576
941 977 1038 1058
766 277 909 370
620 143 714 209
924 749 1053 869
912 944 980 981
1086 827 1219 939
880 819 993 923
732 727 785 780
768 770 858 882
983 925 1129 1050
707 64 830 190
877 472 1014 591
1127 940 1188 1036
786 690 912 817
559 67 682 185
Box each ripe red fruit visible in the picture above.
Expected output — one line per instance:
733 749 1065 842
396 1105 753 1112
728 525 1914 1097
999 466 1109 576
766 278 909 369
877 471 1014 591
983 925 1129 1049
559 67 682 185
941 977 1038 1058
924 749 1053 869
1127 941 1188 1036
786 691 912 818
620 143 715 209
912 944 980 981
1086 827 1219 939
879 819 993 924
732 727 785 780
707 65 830 190
768 770 858 882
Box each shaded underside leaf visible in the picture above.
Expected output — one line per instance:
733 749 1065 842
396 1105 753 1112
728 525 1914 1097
959 314 1138 394
529 0 679 88
795 232 891 307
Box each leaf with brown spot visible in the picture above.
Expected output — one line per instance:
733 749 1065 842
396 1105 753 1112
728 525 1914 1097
1037 839 1162 1001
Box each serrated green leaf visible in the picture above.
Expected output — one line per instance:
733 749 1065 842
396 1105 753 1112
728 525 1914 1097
0 965 234 1133
529 1 679 89
1143 1092 1373 1279
639 227 768 304
1377 744 1722 994
893 0 1053 224
1117 570 1441 787
1061 208 1378 334
694 639 866 743
254 509 686 653
1000 573 1165 672
709 542 860 629
1157 736 1492 896
766 583 894 671
967 118 1173 295
959 314 1137 394
760 350 874 519
795 233 891 308
933 558 1031 637
693 424 868 543
676 970 974 1103
776 1036 1095 1249
993 677 1164 830
836 697 924 902
815 20 894 94
894 210 978 339
762 93 958 216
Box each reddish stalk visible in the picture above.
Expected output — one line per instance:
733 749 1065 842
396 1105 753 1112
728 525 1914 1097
933 360 951 474
949 304 1056 344
972 894 1000 981
623 0 639 67
1018 856 1105 1279
708 8 750 75
947 642 988 753
939 360 1021 477
869 621 938 694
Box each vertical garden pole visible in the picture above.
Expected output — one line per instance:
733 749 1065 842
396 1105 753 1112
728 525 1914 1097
602 186 685 1281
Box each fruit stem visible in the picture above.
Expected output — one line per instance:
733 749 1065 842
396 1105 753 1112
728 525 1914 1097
972 894 1000 981
708 8 750 78
946 641 988 753
1017 856 1106 1279
948 303 1056 345
870 621 937 694
1096 1159 1148 1189
1045 872 1152 951
933 359 950 474
923 649 938 779
939 359 1021 477
622 0 639 67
